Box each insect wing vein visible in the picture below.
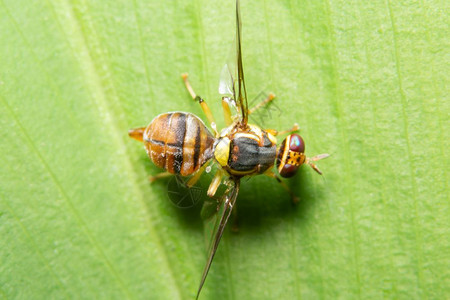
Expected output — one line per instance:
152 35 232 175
196 179 240 299
235 0 248 126
219 62 235 97
218 0 248 126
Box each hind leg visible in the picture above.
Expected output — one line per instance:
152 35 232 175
182 73 218 136
149 172 172 183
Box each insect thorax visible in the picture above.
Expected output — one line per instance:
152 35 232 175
214 124 277 177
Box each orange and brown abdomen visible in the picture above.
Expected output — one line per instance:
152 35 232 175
143 112 215 176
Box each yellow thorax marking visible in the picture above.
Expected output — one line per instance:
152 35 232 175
214 137 231 167
267 132 277 145
233 132 259 141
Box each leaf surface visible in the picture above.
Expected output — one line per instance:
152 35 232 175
0 0 448 299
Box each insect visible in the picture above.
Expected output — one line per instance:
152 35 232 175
128 0 329 298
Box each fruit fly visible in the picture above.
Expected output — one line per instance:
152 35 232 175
128 0 329 298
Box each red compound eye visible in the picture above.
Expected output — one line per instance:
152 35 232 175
277 134 306 178
289 134 305 153
279 163 298 178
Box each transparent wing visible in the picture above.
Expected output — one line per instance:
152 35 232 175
218 0 248 126
219 46 240 122
196 179 240 299
218 61 235 98
235 0 248 125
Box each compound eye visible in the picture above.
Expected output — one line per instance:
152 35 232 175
289 134 305 153
276 137 300 178
279 163 298 178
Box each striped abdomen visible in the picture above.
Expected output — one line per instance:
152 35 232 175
143 112 215 176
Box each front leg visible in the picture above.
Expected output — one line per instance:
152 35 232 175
265 170 299 204
248 93 275 114
265 123 299 137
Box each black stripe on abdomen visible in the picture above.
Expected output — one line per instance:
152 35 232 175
193 125 201 170
148 139 183 148
173 113 186 174
147 139 165 146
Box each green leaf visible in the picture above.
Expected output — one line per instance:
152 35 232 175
0 0 448 299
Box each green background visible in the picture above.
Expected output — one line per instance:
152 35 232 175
0 0 448 299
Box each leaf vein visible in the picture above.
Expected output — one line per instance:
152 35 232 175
1 193 70 297
386 0 425 294
46 0 184 298
0 2 133 298
323 0 362 297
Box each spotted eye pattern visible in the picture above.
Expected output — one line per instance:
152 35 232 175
276 134 306 178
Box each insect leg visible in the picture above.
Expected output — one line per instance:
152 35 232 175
128 127 146 142
182 73 218 136
207 169 224 197
221 97 233 126
248 93 275 114
306 153 330 175
186 163 208 187
265 123 299 137
265 171 299 204
149 172 172 183
231 203 239 232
